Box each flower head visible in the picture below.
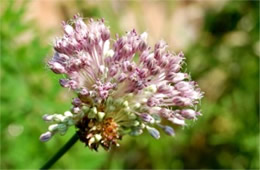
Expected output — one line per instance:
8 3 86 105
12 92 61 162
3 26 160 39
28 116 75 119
40 14 203 151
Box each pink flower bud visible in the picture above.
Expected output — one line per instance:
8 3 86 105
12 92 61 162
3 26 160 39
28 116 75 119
101 26 110 41
147 97 160 107
48 61 66 74
63 24 74 36
181 109 197 119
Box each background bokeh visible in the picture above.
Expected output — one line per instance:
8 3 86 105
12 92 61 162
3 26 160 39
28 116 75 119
1 0 259 169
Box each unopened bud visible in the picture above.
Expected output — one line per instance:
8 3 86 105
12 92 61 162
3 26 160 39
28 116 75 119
48 124 59 132
94 134 102 141
146 126 160 139
49 61 66 74
162 125 175 136
140 113 155 123
97 112 105 121
181 109 197 119
64 24 74 36
64 111 73 117
42 114 53 121
39 131 52 142
88 107 97 118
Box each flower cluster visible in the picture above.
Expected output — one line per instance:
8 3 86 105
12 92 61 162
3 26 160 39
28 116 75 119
40 14 203 151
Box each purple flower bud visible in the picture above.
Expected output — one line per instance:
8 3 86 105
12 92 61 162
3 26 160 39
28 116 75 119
162 125 175 136
53 52 69 63
146 126 160 139
72 98 82 106
59 79 69 88
140 113 155 123
59 79 78 90
39 131 52 142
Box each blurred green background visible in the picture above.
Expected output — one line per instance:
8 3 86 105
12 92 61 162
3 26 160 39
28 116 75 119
1 0 259 169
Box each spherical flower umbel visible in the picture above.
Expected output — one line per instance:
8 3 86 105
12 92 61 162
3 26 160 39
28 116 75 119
40 14 203 151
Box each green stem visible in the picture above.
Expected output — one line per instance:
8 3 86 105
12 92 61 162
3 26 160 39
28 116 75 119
40 133 79 169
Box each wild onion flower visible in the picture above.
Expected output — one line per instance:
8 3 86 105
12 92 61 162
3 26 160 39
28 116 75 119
40 14 203 151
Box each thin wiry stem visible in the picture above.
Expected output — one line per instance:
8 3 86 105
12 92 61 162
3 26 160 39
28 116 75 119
40 133 79 169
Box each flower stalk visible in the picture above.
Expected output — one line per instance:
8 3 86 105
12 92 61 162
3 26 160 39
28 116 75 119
40 133 79 169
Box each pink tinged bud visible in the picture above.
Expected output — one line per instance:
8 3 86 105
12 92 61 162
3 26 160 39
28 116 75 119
172 73 188 83
157 85 172 94
63 24 74 36
169 117 186 126
122 44 132 56
159 108 171 118
172 96 192 106
146 126 160 139
99 90 109 99
59 79 78 90
175 81 192 92
138 41 147 51
68 80 78 90
48 61 66 74
75 18 87 32
80 88 89 96
178 51 184 58
87 33 95 44
155 40 167 50
181 109 197 119
118 73 127 82
150 66 160 75
168 64 181 73
147 97 160 107
72 107 81 114
101 27 110 41
140 113 155 123
39 131 52 142
158 59 168 68
140 50 150 62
